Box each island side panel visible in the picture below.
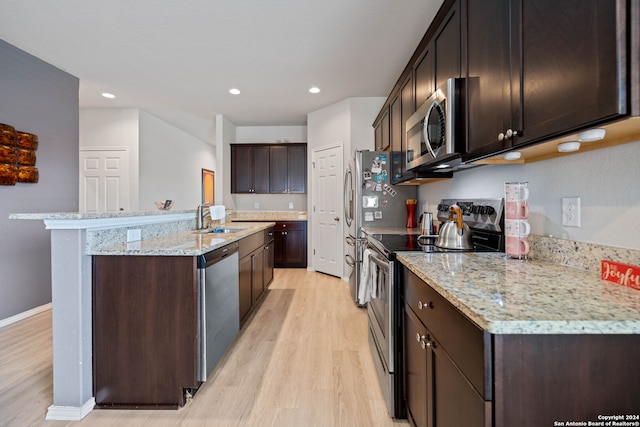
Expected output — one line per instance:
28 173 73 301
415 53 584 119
93 255 199 408
493 334 640 426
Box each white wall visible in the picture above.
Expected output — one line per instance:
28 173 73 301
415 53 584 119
217 114 236 208
79 108 140 210
231 125 308 211
419 140 640 250
307 97 385 275
139 111 216 211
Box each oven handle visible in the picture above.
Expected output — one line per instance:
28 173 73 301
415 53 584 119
369 253 389 272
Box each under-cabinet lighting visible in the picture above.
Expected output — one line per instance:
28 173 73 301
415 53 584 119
577 128 606 142
504 151 522 161
557 141 581 153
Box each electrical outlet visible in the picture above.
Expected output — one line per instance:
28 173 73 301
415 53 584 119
254 202 259 209
289 202 294 209
562 197 581 227
127 229 142 242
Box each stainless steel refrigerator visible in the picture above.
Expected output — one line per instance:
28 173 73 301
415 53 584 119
343 150 417 305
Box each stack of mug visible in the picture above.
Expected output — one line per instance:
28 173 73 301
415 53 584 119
504 182 530 259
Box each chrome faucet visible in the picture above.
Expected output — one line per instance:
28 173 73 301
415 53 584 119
196 205 211 230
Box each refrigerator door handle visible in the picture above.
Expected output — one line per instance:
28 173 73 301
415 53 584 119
344 167 353 227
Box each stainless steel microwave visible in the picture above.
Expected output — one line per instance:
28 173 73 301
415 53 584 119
405 78 463 171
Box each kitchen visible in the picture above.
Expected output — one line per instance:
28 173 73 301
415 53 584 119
2 0 640 426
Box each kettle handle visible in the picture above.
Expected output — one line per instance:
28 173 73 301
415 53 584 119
448 205 464 230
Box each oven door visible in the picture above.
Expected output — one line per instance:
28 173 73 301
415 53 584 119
367 247 392 372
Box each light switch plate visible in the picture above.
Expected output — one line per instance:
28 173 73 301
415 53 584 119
289 202 294 209
562 197 581 227
254 202 259 209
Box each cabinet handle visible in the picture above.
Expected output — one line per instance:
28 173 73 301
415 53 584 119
418 301 433 310
415 333 423 343
421 340 430 350
283 224 287 228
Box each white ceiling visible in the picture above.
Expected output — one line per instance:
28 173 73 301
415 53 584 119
1 0 443 141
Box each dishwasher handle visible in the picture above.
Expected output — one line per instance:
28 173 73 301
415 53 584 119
198 241 239 268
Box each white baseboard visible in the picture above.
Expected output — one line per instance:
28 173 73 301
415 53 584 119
46 398 95 421
0 302 52 329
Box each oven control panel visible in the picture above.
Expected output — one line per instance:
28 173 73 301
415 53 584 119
436 198 504 232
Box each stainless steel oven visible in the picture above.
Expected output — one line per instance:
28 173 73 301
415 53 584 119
364 197 505 420
365 237 403 418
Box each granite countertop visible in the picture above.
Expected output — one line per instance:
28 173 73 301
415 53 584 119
397 251 640 334
89 222 274 256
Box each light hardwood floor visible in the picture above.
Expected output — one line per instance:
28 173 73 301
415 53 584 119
0 269 409 427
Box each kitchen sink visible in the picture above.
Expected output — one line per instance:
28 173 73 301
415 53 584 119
192 227 247 234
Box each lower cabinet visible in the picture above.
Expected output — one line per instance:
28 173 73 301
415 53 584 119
238 226 275 326
92 256 199 408
274 221 307 268
403 269 491 427
401 265 640 427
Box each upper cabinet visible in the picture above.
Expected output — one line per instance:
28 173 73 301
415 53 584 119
231 143 306 194
373 0 637 172
231 144 270 194
269 143 307 194
464 0 628 162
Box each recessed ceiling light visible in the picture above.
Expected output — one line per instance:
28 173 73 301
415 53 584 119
577 128 606 142
229 88 241 95
101 92 116 99
557 141 581 153
309 87 321 94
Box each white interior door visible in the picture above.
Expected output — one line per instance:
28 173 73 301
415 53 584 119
79 148 129 213
312 143 343 278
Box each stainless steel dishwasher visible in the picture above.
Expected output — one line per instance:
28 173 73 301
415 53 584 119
197 241 239 382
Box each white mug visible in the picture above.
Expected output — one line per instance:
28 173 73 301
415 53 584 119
505 219 530 237
505 182 529 202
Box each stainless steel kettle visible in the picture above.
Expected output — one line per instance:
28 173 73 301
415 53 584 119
435 205 473 250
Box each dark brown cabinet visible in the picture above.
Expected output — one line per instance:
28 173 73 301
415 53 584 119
390 75 416 184
269 144 306 193
231 145 270 193
273 221 307 268
232 143 306 194
238 228 273 325
402 266 491 427
92 256 199 408
464 0 628 161
401 263 640 427
375 109 390 151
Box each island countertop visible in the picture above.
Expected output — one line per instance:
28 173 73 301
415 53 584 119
397 251 640 334
89 222 275 256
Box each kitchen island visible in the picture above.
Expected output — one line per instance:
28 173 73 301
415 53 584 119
397 251 640 427
9 210 274 420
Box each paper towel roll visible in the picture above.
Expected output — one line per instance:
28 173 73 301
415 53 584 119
209 205 226 223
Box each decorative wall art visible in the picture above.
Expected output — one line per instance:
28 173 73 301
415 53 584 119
0 123 39 185
202 168 214 205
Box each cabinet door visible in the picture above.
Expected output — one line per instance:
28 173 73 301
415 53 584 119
231 145 253 193
287 144 306 193
415 46 435 107
404 305 428 427
252 146 270 193
269 145 288 193
464 0 514 160
252 249 265 304
380 108 391 151
284 229 307 267
239 254 253 324
263 240 274 287
518 0 626 145
434 0 461 89
432 339 491 427
374 120 383 151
